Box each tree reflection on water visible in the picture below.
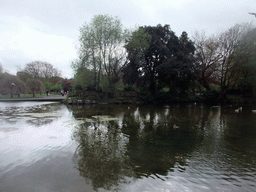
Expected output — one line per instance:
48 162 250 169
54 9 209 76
71 104 217 191
72 119 133 191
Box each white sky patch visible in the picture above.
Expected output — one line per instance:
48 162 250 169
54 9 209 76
132 0 195 10
17 25 76 60
0 0 255 78
132 0 195 20
0 16 76 78
0 58 3 66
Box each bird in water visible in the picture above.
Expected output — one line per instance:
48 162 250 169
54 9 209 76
173 124 179 129
235 107 242 113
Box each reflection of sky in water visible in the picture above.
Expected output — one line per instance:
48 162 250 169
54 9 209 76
0 102 75 174
0 103 255 192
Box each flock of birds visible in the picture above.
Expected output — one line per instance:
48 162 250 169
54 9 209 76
235 107 256 113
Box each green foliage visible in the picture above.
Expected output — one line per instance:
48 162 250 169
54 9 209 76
50 83 62 92
123 85 134 92
138 87 155 103
202 89 220 102
16 71 32 82
74 67 95 90
69 20 256 103
73 14 129 92
138 87 182 103
124 25 195 96
44 81 54 90
123 27 151 86
125 27 151 55
44 81 62 92
74 84 83 91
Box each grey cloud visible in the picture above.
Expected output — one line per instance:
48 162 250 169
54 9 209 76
0 0 255 78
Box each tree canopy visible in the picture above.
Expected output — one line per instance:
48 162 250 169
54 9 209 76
73 14 130 92
70 14 256 103
0 73 27 97
27 78 45 97
20 61 61 79
16 60 63 94
123 25 195 95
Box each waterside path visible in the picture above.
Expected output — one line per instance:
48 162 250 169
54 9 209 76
0 95 66 102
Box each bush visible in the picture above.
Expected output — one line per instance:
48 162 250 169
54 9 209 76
74 84 83 91
203 90 220 102
138 87 154 103
123 85 134 92
50 83 62 92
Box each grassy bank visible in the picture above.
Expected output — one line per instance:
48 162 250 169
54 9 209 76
0 94 63 99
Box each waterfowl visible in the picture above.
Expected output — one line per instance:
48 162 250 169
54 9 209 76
235 107 242 113
173 124 179 129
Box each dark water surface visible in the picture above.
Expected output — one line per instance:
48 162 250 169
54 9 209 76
0 102 256 192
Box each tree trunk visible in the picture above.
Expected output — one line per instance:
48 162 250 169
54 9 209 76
149 71 155 94
220 85 227 100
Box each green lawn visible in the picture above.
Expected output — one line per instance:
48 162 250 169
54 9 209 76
0 94 34 99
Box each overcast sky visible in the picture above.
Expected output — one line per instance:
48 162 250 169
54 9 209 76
0 0 255 78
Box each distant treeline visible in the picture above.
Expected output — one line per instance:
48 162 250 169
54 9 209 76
0 61 72 98
71 14 256 103
3 14 255 103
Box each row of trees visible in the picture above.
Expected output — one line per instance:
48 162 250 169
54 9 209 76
72 14 256 102
194 24 256 99
0 61 72 97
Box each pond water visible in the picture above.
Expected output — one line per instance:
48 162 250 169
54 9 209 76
0 102 256 192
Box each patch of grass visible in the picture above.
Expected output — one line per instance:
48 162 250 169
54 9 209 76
47 94 63 97
161 87 170 92
0 94 34 99
0 93 63 99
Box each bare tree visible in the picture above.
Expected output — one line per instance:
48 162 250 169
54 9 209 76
22 61 61 79
26 78 45 97
193 31 222 90
0 73 27 97
218 23 253 99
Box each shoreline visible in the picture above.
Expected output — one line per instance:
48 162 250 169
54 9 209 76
1 95 255 105
0 96 66 102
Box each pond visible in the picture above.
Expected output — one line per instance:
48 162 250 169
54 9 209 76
0 102 256 192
